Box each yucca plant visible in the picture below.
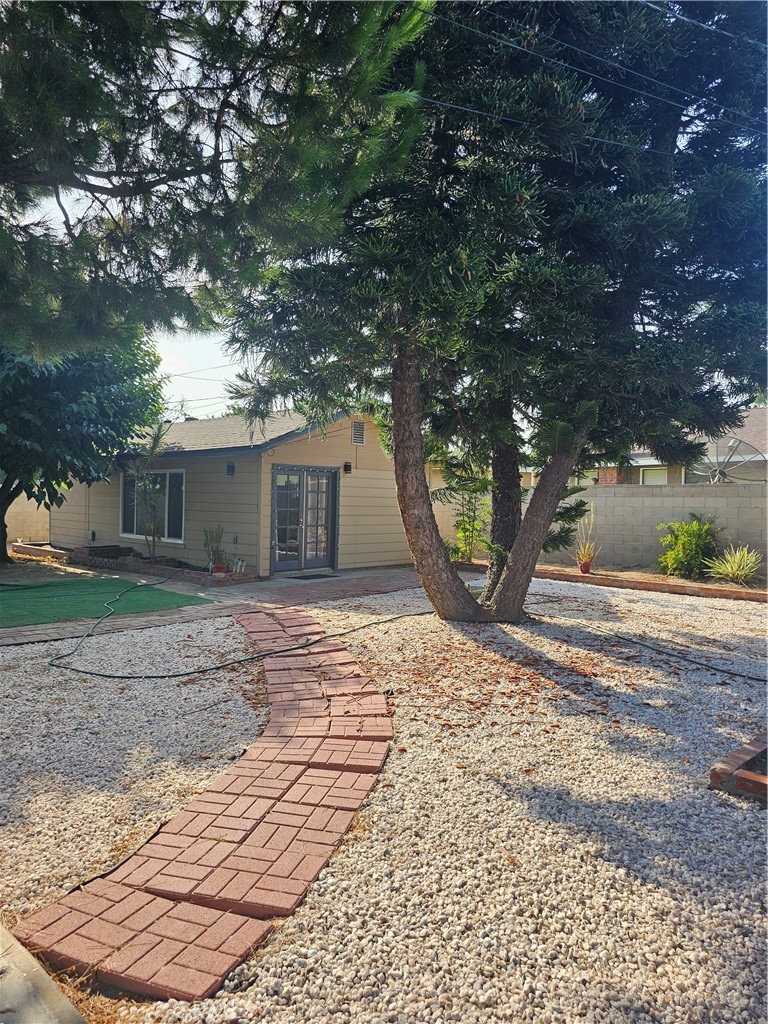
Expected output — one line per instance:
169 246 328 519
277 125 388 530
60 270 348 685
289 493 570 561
703 545 763 587
572 503 602 574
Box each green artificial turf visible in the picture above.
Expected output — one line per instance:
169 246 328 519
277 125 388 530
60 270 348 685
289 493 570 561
0 575 211 628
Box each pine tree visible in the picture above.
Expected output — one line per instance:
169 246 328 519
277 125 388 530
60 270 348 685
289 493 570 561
227 0 766 621
0 1 429 357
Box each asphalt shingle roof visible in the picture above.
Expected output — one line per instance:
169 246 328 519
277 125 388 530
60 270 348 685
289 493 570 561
159 412 309 454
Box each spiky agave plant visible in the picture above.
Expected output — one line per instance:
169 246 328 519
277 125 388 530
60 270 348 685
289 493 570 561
703 545 763 587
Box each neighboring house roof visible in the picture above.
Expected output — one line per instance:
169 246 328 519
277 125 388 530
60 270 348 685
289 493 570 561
632 407 768 463
157 411 314 456
726 406 768 455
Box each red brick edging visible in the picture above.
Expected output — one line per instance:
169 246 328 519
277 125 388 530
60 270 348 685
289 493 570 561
710 732 768 803
14 607 391 1001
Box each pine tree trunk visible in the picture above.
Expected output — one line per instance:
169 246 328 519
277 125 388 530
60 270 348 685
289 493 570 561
481 437 523 603
485 440 585 622
391 342 488 622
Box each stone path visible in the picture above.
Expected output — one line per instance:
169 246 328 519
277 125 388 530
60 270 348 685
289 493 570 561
13 606 392 1002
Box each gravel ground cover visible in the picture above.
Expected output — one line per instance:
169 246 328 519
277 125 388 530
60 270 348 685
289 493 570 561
3 580 766 1024
0 616 268 924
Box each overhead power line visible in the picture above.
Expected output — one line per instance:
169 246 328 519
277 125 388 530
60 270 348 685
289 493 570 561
165 362 236 377
416 3 766 138
636 0 768 51
460 0 765 131
417 93 678 159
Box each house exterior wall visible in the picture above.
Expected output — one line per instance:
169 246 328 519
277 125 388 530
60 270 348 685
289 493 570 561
536 484 767 568
49 416 452 575
258 418 425 573
50 454 262 570
5 496 49 544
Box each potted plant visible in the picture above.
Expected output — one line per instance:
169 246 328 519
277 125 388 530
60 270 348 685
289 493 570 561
572 503 602 574
203 525 228 573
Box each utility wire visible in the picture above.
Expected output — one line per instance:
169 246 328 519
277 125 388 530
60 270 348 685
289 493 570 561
165 363 235 377
414 3 766 138
417 93 677 158
461 1 763 133
460 0 766 130
635 0 768 51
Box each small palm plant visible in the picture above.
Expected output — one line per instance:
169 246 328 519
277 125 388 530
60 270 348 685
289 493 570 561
572 502 602 574
703 545 763 587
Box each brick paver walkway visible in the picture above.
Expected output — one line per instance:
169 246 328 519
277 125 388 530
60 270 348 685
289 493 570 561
14 607 392 1002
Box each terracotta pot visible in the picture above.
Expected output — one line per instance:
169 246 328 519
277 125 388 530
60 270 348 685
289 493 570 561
579 561 592 574
212 563 228 574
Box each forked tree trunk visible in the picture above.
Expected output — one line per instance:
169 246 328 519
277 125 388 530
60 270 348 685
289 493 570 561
391 342 488 622
481 436 523 603
485 437 586 622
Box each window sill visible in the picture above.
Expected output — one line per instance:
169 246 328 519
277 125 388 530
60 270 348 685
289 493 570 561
119 533 185 545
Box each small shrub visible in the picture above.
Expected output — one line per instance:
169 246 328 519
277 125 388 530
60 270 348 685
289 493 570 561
657 514 721 580
703 544 763 586
453 493 491 562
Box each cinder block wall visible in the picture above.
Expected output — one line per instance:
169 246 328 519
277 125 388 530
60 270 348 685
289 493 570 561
5 496 49 544
536 485 767 568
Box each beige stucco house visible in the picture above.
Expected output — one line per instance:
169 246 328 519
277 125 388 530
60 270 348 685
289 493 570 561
50 412 452 576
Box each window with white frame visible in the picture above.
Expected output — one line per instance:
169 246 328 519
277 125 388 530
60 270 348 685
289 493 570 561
640 466 668 485
121 470 184 541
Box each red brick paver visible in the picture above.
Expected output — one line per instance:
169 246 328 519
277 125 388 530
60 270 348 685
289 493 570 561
14 878 271 1001
710 731 768 803
13 606 391 1001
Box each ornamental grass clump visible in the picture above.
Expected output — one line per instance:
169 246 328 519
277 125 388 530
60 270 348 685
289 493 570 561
703 545 763 587
657 514 721 580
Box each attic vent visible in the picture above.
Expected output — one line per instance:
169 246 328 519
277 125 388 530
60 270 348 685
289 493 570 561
351 420 365 445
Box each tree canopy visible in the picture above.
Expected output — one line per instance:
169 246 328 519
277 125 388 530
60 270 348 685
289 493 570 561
0 0 429 357
225 0 767 621
0 336 164 559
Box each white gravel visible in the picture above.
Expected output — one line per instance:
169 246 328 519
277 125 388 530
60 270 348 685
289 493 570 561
0 617 268 921
3 581 766 1024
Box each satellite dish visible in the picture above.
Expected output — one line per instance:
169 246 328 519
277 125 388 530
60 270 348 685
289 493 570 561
686 435 768 485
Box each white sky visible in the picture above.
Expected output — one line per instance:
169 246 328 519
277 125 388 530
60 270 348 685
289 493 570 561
155 330 243 418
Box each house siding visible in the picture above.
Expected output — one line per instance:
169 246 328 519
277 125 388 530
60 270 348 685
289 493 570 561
258 418 416 573
49 416 454 575
50 455 262 570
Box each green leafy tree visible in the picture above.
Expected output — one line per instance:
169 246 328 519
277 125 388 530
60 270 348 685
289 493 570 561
0 337 163 560
227 1 765 621
0 1 429 358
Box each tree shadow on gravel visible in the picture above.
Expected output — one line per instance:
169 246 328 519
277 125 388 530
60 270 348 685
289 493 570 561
441 617 765 779
489 774 766 907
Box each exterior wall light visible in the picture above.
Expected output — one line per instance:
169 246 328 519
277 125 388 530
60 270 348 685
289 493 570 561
343 462 352 474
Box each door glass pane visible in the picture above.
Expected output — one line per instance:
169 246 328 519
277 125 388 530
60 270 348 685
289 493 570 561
275 472 302 564
167 472 184 539
305 472 329 561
